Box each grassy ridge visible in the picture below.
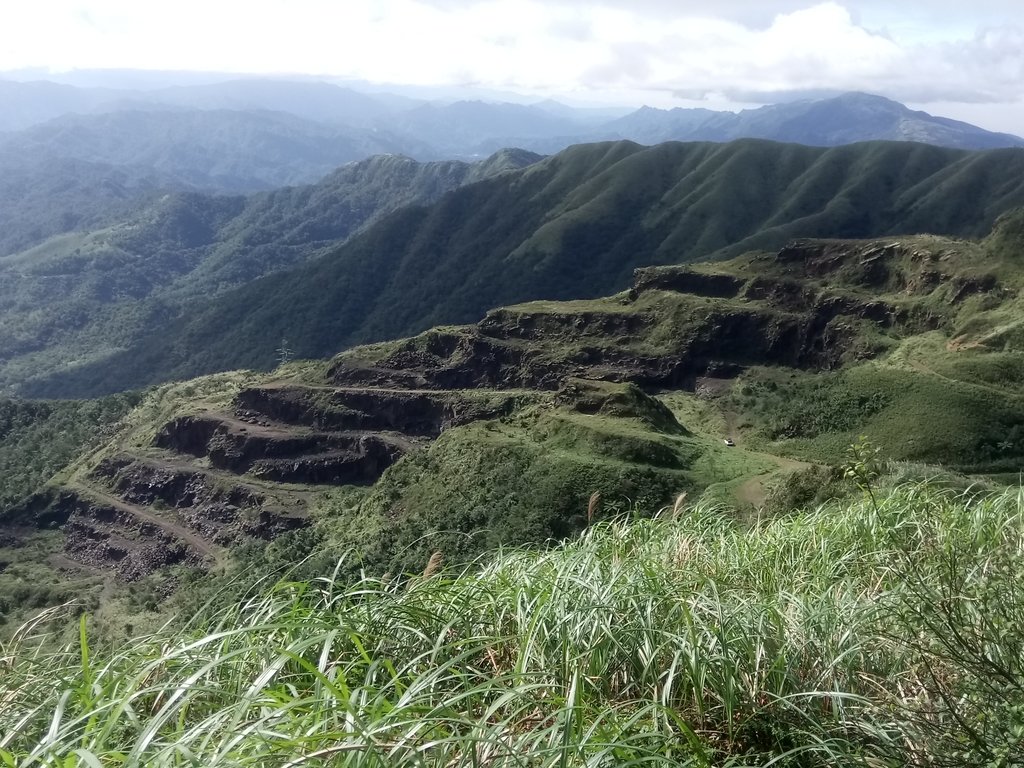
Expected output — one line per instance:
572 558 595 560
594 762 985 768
2 481 1022 766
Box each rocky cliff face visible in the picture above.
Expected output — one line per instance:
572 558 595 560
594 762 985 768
24 383 522 580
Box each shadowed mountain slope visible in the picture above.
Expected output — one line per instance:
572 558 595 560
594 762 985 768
0 150 540 395
31 139 1024 398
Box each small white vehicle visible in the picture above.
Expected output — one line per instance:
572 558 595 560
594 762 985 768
723 438 735 447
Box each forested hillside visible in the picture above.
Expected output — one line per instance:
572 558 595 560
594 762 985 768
0 150 540 395
0 157 180 257
28 138 1024 398
0 394 140 510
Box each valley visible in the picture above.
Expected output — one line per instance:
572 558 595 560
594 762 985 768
0 150 540 394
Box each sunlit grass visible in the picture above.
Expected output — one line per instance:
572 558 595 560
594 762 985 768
2 482 1023 766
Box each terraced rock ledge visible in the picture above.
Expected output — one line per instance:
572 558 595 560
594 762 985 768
18 384 519 579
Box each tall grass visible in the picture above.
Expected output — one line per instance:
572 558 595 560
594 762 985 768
2 482 1023 766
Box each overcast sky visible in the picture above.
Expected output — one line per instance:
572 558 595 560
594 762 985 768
1 0 1022 132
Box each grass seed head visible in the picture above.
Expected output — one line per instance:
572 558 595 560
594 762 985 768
587 491 602 525
671 492 688 520
422 550 444 578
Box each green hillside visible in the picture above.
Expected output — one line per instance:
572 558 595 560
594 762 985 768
0 151 540 395
0 205 1022 766
0 157 180 258
5 69 1024 768
30 139 1024 399
3 214 1022 633
0 394 140 510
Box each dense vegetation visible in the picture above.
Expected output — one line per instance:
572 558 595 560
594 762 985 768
3 481 1023 766
0 157 178 258
728 354 1024 471
3 213 1022 631
0 151 538 395
25 139 1024 398
0 394 140 510
0 97 1022 763
0 393 142 623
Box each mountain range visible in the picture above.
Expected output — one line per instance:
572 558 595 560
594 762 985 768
0 108 425 192
3 213 1023 768
598 92 1024 152
1 76 1024 743
3 63 1024 766
1 76 1020 285
6 138 1024 399
1 78 1021 175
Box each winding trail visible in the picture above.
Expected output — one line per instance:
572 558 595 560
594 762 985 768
721 408 812 508
904 358 1016 399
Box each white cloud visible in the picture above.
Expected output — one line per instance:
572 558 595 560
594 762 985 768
0 0 1022 126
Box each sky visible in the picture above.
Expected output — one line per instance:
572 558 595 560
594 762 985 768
1 0 1022 132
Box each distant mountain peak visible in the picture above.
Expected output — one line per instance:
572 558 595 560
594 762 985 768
1 76 1022 174
608 91 1024 150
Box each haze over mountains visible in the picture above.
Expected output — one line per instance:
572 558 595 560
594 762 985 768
3 57 1024 765
1 75 1019 279
602 92 1024 153
0 108 423 192
1 78 1022 180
